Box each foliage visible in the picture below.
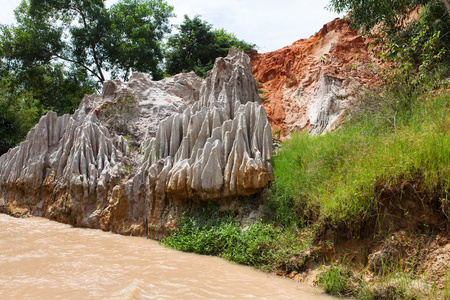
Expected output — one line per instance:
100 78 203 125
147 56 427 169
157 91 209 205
14 64 96 115
1 0 173 85
316 259 427 299
165 15 216 77
105 0 174 80
0 75 42 154
165 15 256 77
264 187 299 228
391 0 450 72
24 0 174 82
329 0 428 33
328 0 450 73
0 62 96 154
162 202 312 270
213 28 255 57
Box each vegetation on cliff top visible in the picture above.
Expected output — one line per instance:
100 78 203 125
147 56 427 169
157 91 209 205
165 15 255 78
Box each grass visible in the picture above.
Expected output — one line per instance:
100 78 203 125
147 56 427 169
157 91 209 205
162 202 314 271
316 256 450 299
271 87 450 226
316 262 356 297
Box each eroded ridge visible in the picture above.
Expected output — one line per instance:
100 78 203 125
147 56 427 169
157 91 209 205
0 49 273 238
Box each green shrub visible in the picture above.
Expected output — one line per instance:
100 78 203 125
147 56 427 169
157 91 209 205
162 202 313 270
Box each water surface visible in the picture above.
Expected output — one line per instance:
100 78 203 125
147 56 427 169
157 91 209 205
0 213 333 299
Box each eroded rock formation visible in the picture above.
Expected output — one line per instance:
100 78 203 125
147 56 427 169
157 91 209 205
251 18 382 136
0 49 273 238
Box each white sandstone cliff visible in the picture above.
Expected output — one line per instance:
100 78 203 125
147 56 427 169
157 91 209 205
0 49 273 238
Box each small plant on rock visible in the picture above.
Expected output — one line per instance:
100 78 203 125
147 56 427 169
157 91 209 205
103 95 136 135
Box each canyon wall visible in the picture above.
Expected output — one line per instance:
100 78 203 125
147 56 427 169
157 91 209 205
252 18 381 136
0 49 273 239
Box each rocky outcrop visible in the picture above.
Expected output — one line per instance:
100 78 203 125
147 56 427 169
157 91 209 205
251 18 382 136
0 49 273 238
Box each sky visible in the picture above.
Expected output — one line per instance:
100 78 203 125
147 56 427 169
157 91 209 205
0 0 342 53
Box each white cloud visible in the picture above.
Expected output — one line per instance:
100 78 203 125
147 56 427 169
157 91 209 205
2 0 342 53
165 0 342 52
1 0 20 25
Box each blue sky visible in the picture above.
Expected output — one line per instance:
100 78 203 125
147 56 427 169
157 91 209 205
1 0 342 53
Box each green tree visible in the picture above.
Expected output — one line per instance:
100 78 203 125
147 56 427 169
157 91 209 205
107 0 174 80
328 0 450 76
16 64 97 115
165 15 256 77
0 74 42 155
165 15 216 77
329 0 449 34
214 28 255 57
0 61 96 154
23 0 174 83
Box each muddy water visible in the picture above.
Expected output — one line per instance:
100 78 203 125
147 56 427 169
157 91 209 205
0 214 333 299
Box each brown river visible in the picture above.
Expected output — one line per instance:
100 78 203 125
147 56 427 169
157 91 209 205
0 213 334 299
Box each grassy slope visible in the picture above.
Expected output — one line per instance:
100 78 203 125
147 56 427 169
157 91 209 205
163 77 450 298
274 88 450 225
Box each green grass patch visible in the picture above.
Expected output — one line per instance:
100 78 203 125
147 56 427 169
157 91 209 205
315 259 428 299
317 263 357 297
162 202 314 270
272 89 450 224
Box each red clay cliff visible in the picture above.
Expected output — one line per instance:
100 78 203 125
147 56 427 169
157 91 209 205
251 18 381 137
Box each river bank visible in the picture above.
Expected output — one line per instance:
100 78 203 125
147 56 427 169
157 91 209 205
3 85 449 299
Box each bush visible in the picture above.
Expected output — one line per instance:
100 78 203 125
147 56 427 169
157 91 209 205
162 202 313 270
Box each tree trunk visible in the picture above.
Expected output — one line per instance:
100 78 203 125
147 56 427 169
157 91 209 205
443 0 450 18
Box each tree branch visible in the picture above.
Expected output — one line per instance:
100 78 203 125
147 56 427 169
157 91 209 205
68 3 105 83
54 53 103 83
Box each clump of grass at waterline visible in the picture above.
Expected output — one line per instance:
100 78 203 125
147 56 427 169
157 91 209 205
162 201 316 271
316 258 450 299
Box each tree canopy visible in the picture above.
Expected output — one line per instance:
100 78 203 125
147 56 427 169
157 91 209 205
329 0 429 33
23 0 174 83
0 1 256 154
107 0 173 80
328 0 450 35
329 0 450 76
165 15 256 78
